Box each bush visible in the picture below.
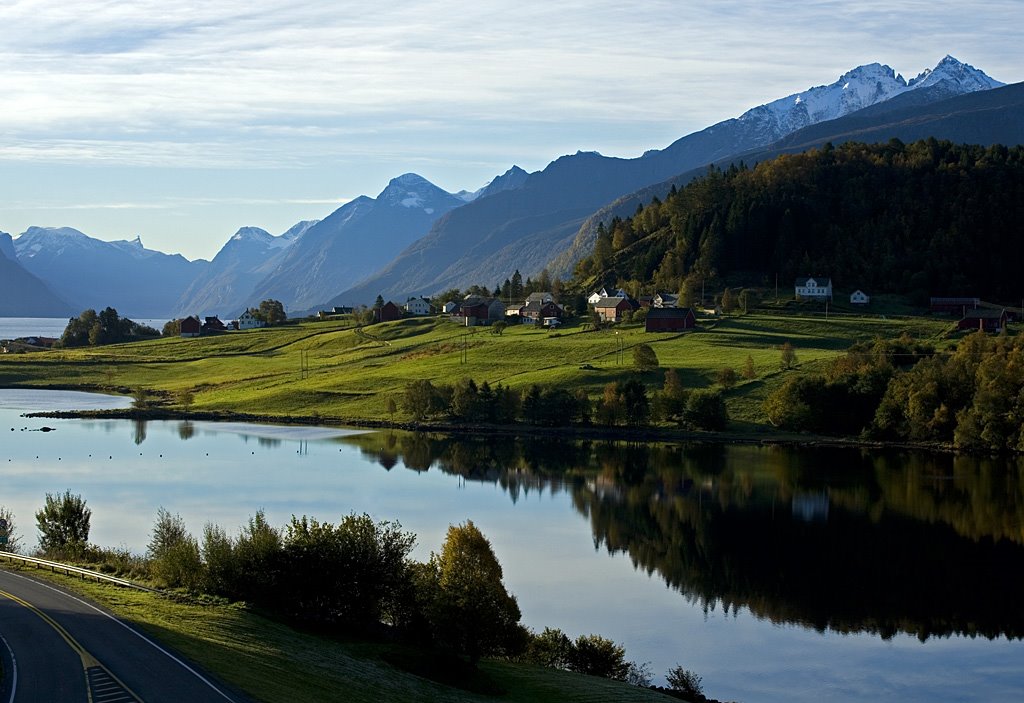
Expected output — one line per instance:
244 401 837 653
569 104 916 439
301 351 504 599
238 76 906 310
684 389 729 430
280 513 416 630
525 627 574 669
569 634 630 680
35 491 91 554
148 507 203 589
666 665 704 698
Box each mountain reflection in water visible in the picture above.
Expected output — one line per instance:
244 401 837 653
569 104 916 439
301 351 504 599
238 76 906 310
345 432 1024 642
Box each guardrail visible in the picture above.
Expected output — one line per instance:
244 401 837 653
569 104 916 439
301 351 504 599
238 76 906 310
0 552 156 592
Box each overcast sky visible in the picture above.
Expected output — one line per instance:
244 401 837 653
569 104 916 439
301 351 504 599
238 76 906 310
1 0 1020 260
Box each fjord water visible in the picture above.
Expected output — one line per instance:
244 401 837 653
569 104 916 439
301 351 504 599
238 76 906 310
2 389 1022 702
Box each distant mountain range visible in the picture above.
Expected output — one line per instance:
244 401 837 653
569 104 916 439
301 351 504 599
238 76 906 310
2 56 1017 319
0 231 75 317
337 56 1008 304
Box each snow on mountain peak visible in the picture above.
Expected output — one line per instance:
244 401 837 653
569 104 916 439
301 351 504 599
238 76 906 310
231 226 272 243
736 56 1002 144
908 55 1004 91
378 173 451 210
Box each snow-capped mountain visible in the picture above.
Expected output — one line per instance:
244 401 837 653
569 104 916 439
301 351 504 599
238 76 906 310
174 223 315 317
909 55 1003 92
738 56 1003 144
340 56 1007 302
245 174 468 311
14 226 207 317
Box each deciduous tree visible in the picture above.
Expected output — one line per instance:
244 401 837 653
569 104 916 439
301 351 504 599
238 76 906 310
36 491 91 553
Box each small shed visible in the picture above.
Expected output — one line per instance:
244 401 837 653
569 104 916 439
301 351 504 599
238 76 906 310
849 290 870 305
645 307 696 332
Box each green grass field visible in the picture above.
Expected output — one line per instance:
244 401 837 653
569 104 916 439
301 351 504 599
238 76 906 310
9 567 672 703
0 311 954 429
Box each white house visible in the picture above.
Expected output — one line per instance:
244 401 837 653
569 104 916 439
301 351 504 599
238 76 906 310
795 277 833 301
405 297 432 316
238 309 265 330
588 290 606 305
849 289 870 305
442 301 458 314
653 292 678 308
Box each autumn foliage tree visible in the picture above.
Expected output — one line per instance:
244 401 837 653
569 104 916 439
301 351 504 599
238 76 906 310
418 520 522 663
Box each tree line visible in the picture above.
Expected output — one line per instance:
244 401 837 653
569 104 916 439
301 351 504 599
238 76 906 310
2 492 712 699
58 307 160 348
763 330 1024 452
573 139 1024 304
400 372 728 431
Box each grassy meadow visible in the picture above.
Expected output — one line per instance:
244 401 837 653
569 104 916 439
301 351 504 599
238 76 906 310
0 309 955 431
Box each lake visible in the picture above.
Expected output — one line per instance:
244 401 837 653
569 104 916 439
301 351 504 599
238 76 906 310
1 388 1022 702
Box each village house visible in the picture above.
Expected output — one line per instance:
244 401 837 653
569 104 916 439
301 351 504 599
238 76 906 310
653 292 678 308
442 301 459 315
519 300 563 324
594 296 634 323
795 277 832 301
958 308 1008 332
526 291 555 304
404 297 433 316
202 316 227 334
849 290 870 305
238 309 265 330
645 307 696 333
457 295 506 325
179 316 201 338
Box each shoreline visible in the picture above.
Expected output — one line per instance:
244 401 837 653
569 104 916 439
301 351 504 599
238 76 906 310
23 403 959 456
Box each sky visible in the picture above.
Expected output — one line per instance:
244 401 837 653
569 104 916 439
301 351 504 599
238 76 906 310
1 0 1021 261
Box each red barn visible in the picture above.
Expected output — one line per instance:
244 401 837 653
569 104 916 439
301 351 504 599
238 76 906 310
374 301 403 323
179 316 201 337
645 307 696 332
958 308 1007 332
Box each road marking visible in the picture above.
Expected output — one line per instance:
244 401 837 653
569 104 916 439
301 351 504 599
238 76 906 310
2 571 238 702
0 632 17 703
0 588 143 703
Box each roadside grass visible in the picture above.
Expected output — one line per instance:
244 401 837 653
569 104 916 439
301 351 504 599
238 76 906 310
9 568 671 703
0 312 955 430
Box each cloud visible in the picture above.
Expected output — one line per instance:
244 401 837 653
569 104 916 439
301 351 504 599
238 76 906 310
1 0 1018 163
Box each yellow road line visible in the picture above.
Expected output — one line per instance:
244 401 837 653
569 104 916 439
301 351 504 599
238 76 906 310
0 588 144 702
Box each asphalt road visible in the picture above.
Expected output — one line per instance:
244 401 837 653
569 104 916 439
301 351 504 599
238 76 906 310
0 568 249 703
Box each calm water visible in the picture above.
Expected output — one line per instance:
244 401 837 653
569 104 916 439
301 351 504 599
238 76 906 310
0 317 170 340
1 389 1022 702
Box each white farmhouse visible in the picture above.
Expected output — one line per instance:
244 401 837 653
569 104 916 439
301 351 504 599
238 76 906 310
795 277 833 301
405 297 433 316
238 309 265 330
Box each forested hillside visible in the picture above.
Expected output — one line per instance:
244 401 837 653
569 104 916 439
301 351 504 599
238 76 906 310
574 139 1024 302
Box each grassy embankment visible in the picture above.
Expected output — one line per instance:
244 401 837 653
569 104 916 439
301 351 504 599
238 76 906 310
8 566 671 703
0 308 953 432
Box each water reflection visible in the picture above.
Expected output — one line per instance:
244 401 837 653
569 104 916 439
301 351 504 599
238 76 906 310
345 433 1024 642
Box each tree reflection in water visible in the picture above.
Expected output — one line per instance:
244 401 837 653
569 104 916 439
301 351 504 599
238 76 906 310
346 432 1024 641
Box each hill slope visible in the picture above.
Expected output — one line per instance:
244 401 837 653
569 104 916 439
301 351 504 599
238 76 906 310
339 57 1002 303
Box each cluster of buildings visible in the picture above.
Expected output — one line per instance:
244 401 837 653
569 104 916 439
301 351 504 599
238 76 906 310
797 277 1013 333
178 309 266 337
587 287 697 332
